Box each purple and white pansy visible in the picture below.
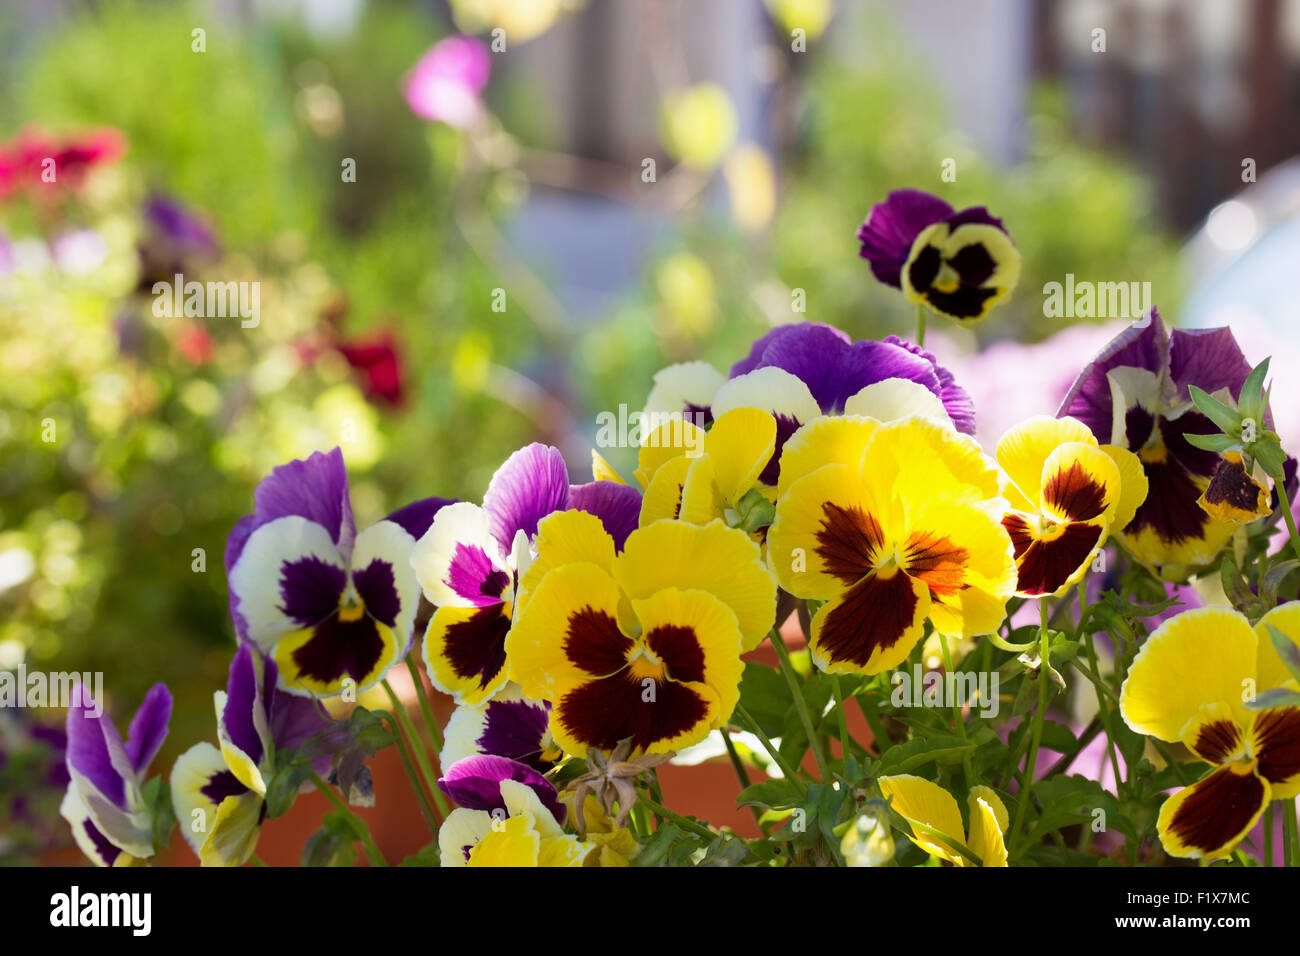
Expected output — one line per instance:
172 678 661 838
60 682 172 866
641 321 975 486
412 443 642 705
170 643 332 866
439 683 560 774
225 447 453 698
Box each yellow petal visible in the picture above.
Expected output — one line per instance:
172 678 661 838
591 449 628 485
1119 607 1257 742
635 419 704 489
614 519 775 652
866 417 1001 506
996 416 1098 514
515 509 616 620
639 454 694 527
1155 764 1269 861
467 814 541 867
1255 601 1300 695
878 774 967 866
967 794 1009 868
507 562 627 702
776 416 880 500
703 406 776 502
1101 444 1148 529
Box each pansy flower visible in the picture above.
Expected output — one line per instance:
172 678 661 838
60 682 171 867
507 511 776 755
1198 452 1272 525
638 407 776 529
641 323 973 489
437 771 591 868
1119 604 1300 860
412 443 642 705
226 447 453 697
878 774 1010 867
1059 309 1283 573
857 189 1020 324
996 416 1147 597
439 683 562 773
768 416 1017 675
171 644 331 867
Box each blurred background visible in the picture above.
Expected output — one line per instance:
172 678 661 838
2 0 1299 863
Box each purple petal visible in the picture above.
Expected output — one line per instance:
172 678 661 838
477 697 553 771
729 322 850 379
123 683 172 777
882 335 976 435
279 555 347 627
352 558 401 627
447 543 510 606
1057 308 1168 441
438 754 565 825
223 645 264 767
65 683 127 809
269 691 331 754
224 514 256 641
251 447 356 557
944 206 1007 232
567 481 643 551
833 340 942 413
856 189 954 288
1168 327 1254 405
744 323 854 411
385 496 457 540
481 444 570 549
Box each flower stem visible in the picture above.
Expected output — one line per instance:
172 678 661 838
1285 799 1298 867
1275 478 1300 562
734 703 806 795
719 727 766 828
381 680 449 824
379 709 442 835
915 302 927 348
937 631 974 786
405 655 445 754
307 769 387 867
1264 803 1275 867
1010 600 1052 858
637 794 717 842
770 630 831 783
831 675 852 762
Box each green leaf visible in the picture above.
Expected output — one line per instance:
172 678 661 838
736 778 802 810
877 734 971 774
699 835 751 866
398 843 441 867
1183 432 1240 453
1187 385 1242 434
1265 624 1300 685
1244 687 1300 711
141 777 176 855
301 812 360 867
734 662 787 736
1261 561 1300 606
264 752 313 819
634 823 694 867
1238 358 1270 423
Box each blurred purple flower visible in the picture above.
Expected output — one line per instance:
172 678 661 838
404 35 491 128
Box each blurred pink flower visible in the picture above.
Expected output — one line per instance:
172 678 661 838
404 35 491 128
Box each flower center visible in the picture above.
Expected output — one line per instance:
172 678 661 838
626 645 666 682
338 584 366 622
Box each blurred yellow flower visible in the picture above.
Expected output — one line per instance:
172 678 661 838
655 252 716 338
724 143 777 232
659 84 738 171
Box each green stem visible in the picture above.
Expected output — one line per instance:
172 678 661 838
637 795 717 842
1264 803 1274 867
1285 799 1298 867
382 679 452 819
1082 629 1126 799
1010 600 1052 857
1275 479 1300 562
937 631 974 787
831 675 853 762
379 711 441 835
719 728 765 828
770 630 831 783
307 769 386 867
734 703 806 795
405 655 445 754
915 302 927 348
